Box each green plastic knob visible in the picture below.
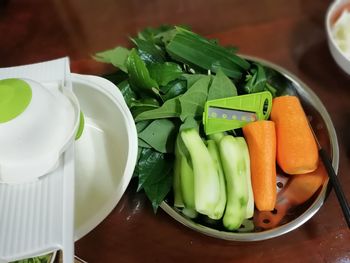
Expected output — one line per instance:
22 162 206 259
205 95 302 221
0 78 32 123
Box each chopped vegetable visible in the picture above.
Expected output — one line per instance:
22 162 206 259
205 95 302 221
219 135 249 230
207 140 227 220
173 137 184 208
270 96 319 174
243 120 277 211
235 137 254 219
175 136 195 209
255 163 327 229
284 162 327 205
180 128 221 218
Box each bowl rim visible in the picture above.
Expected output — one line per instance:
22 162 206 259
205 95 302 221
160 55 340 241
325 0 350 63
71 73 138 241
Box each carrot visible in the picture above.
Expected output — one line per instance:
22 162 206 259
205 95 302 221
243 120 277 211
284 162 327 205
270 95 318 174
254 162 327 229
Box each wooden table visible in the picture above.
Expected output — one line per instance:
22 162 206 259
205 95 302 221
1 0 350 262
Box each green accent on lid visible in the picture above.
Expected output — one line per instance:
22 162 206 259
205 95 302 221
0 78 32 123
75 111 85 140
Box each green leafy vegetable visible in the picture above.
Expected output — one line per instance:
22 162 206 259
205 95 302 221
131 37 165 64
126 48 159 96
136 120 152 132
130 97 160 108
166 27 250 79
135 96 181 121
148 62 183 86
136 148 173 212
138 138 152 148
117 80 137 108
137 25 176 46
179 76 211 121
181 73 207 88
243 62 277 97
208 69 237 100
94 46 130 72
11 254 53 263
161 79 187 100
138 119 177 153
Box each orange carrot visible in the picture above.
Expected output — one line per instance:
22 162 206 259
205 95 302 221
243 120 277 211
284 162 327 205
270 96 319 175
255 162 327 229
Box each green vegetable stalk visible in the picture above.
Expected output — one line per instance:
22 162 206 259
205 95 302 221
236 137 255 219
173 135 199 218
173 137 184 208
207 140 227 220
180 128 220 217
219 135 249 230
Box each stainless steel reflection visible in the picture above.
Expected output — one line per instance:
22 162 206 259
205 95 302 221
160 55 339 241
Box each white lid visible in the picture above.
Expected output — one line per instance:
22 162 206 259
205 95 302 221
0 78 80 183
0 58 77 263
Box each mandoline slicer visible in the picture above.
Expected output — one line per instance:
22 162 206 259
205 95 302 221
203 91 273 135
0 58 75 263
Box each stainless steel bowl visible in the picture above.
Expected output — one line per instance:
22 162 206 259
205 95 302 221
160 56 339 241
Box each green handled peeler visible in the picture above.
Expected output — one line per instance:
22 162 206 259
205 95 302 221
203 91 272 135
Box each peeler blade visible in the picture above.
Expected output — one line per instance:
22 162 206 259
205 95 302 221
208 107 258 122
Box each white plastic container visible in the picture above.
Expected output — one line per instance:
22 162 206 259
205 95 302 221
0 58 79 263
71 73 138 240
0 61 138 262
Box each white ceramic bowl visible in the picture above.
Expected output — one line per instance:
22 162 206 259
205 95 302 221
326 0 350 75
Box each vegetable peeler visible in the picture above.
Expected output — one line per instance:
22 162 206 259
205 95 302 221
203 91 273 135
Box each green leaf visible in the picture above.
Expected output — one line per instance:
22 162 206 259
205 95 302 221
148 62 183 86
144 169 173 213
130 97 160 108
244 63 266 94
131 37 165 64
179 76 211 121
138 138 152 148
126 48 159 95
103 71 128 85
265 67 293 97
166 27 250 79
181 74 207 89
138 119 177 153
136 120 152 133
117 80 137 108
208 69 237 100
161 79 187 100
242 63 279 97
138 25 175 45
136 149 174 211
132 106 159 119
179 116 200 131
130 98 160 119
135 96 181 121
94 47 130 72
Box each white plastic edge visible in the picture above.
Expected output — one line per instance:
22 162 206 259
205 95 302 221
71 73 138 241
